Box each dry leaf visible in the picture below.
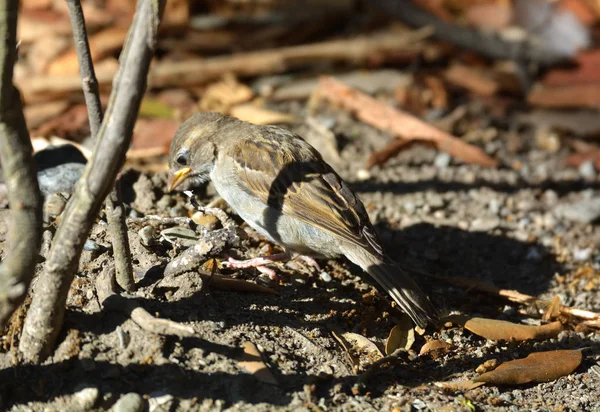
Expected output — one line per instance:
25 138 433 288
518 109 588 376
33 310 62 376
445 63 499 97
317 77 498 168
447 315 563 341
230 104 297 125
475 349 583 385
199 76 254 112
475 359 499 374
385 314 415 355
341 332 384 362
419 340 450 359
237 342 278 385
434 380 485 392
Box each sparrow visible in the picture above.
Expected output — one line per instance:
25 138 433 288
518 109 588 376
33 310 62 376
168 112 438 328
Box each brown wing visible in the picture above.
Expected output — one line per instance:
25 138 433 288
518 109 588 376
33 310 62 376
230 130 383 257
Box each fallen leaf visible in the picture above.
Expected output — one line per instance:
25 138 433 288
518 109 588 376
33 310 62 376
199 75 254 113
434 380 484 392
528 83 600 108
447 315 563 341
317 77 498 168
445 63 499 97
385 314 415 355
419 340 450 359
475 359 499 374
341 332 384 362
230 104 297 125
237 342 278 385
544 50 600 86
475 349 583 385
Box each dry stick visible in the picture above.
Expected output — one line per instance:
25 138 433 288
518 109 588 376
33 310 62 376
370 0 567 67
19 0 166 363
20 28 432 102
65 0 135 292
317 76 498 168
95 265 194 338
0 0 43 329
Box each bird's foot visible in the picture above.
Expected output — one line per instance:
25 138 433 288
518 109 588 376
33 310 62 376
293 254 321 272
223 252 289 280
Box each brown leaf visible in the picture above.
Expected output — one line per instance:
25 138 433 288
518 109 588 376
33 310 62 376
237 342 278 385
447 315 563 341
445 63 499 97
528 84 600 109
132 118 181 153
419 340 450 359
341 332 384 362
434 380 484 392
385 314 415 355
317 76 498 168
475 349 583 385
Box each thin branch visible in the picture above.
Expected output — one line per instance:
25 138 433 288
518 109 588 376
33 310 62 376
19 0 166 363
105 181 134 291
370 0 567 67
66 0 134 292
65 0 102 137
0 1 43 328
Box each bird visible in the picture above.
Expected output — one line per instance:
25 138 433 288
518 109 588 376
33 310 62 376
167 112 438 328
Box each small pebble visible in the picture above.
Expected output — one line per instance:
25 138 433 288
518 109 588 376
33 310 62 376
470 217 500 232
579 161 596 179
319 272 332 282
412 398 427 410
573 247 592 262
73 387 99 410
356 169 371 181
433 152 451 169
116 326 130 349
113 393 146 412
138 225 157 246
83 239 102 252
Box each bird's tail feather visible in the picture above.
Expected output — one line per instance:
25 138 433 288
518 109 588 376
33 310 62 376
347 251 438 328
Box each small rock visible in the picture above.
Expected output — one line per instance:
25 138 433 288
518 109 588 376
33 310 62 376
433 152 451 169
356 169 371 181
138 225 157 246
113 393 146 412
73 387 99 410
525 246 542 261
554 197 600 224
412 398 427 410
319 272 332 282
470 216 500 232
83 239 103 252
488 199 501 214
149 393 174 412
579 161 596 179
573 247 592 261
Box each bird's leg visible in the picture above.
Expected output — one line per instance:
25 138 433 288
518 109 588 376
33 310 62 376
290 253 321 272
223 251 291 280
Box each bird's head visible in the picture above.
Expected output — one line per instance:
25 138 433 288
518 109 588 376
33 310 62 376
167 112 238 191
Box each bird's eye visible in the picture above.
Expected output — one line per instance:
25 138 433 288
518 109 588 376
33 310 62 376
176 152 188 166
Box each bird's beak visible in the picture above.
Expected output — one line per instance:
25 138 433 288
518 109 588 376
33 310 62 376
167 167 191 192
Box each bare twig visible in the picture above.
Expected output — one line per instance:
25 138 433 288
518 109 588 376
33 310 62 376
0 0 43 328
66 0 134 292
65 0 102 137
317 76 498 168
370 0 567 67
19 28 432 103
106 181 134 291
19 0 166 363
96 265 194 337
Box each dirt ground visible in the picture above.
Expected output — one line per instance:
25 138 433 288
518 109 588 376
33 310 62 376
1 102 599 411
